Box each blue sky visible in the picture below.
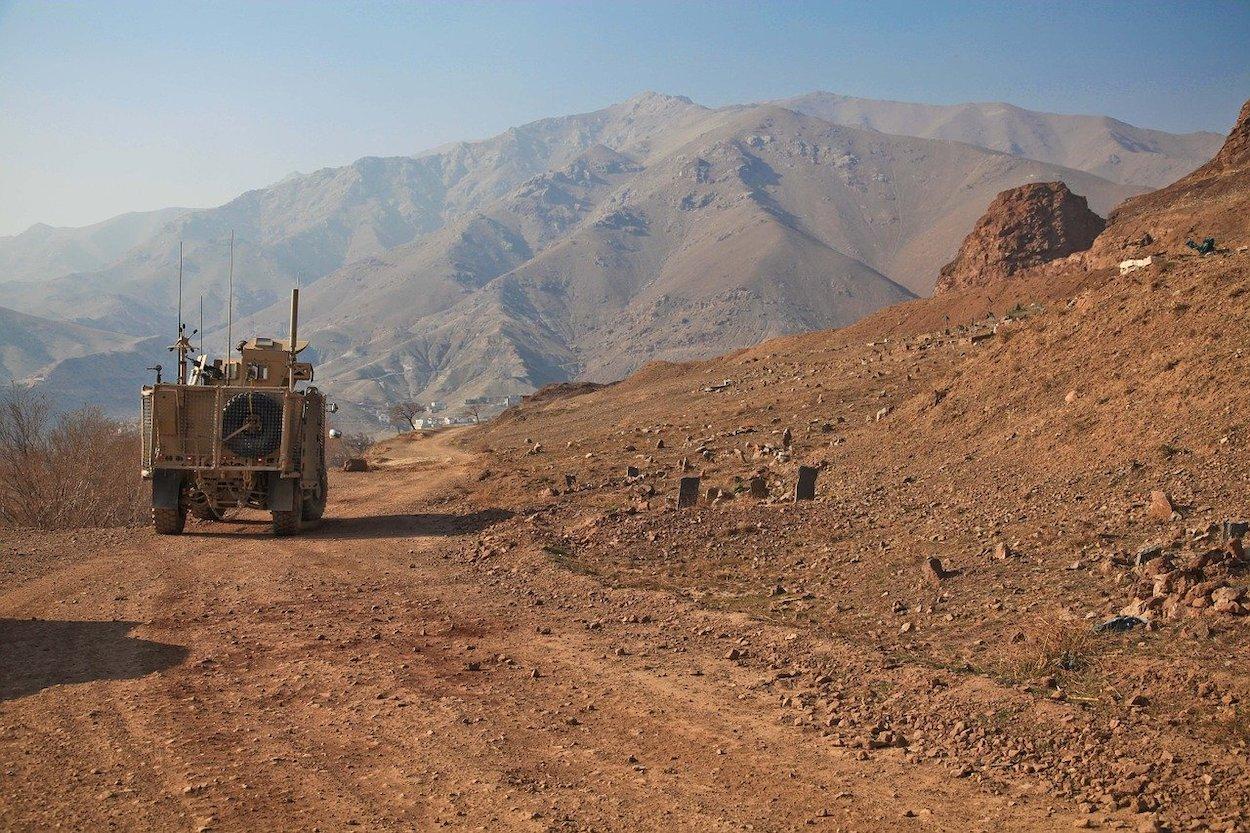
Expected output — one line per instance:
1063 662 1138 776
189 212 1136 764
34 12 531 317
1 0 1247 235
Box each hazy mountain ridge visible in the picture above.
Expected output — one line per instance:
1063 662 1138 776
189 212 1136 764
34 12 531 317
778 92 1223 188
0 207 189 287
1 93 709 337
0 305 139 385
2 90 1216 423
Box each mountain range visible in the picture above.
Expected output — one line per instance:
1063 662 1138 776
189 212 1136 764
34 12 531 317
0 91 1222 425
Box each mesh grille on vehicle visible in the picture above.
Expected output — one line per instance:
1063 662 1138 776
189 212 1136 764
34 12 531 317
221 391 284 458
141 393 154 470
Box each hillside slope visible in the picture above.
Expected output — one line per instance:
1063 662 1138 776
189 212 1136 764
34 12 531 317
1092 98 1250 261
0 306 137 385
460 98 1250 829
289 105 1137 413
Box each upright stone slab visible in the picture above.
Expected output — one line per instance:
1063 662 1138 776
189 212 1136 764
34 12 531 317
795 466 818 501
748 476 769 499
678 476 701 508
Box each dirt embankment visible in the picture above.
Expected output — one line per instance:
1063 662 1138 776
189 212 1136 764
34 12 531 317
462 245 1250 832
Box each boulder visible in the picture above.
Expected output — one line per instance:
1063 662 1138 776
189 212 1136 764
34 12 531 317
1148 490 1177 522
934 182 1105 295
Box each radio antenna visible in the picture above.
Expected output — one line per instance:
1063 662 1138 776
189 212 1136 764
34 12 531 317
175 241 189 385
177 240 184 336
227 230 234 359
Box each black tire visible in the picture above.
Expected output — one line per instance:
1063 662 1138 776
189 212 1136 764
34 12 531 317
221 392 283 458
272 509 301 536
302 468 328 524
153 505 186 535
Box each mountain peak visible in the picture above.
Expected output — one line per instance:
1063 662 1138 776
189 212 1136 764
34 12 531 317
619 91 696 109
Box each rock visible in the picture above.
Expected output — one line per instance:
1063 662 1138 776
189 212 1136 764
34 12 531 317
1148 490 1177 522
748 476 769 499
934 181 1105 295
1211 586 1242 605
922 557 946 587
342 458 368 472
993 542 1013 560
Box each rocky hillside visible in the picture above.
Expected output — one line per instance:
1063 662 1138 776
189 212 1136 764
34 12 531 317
779 91 1224 188
461 98 1250 829
933 182 1105 294
1092 98 1250 262
227 105 1138 419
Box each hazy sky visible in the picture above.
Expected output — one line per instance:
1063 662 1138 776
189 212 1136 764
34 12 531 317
1 0 1247 236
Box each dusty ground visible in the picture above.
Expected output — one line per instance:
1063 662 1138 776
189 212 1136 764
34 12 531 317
3 257 1248 833
1 430 1094 833
451 250 1250 833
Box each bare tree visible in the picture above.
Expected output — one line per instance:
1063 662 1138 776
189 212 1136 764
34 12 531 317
0 384 52 526
462 403 482 424
388 401 425 431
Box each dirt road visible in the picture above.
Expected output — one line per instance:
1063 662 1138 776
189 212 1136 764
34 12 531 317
0 431 1080 832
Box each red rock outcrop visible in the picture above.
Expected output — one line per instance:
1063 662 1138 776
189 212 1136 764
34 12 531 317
933 182 1105 295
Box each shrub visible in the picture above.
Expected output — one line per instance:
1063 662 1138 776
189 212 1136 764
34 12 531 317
0 384 146 529
329 430 372 468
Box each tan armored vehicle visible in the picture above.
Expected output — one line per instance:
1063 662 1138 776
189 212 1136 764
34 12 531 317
140 289 329 536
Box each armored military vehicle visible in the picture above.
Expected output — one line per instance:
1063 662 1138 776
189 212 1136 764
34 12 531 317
140 289 329 535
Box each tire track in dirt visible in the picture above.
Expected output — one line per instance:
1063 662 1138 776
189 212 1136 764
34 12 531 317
1 430 1080 831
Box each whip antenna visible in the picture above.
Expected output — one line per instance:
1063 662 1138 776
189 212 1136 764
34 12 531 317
177 240 184 336
227 230 234 360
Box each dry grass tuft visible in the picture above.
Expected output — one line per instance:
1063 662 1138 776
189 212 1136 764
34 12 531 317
996 617 1099 684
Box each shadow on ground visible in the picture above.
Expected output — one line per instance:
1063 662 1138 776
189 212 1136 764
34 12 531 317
0 619 188 702
180 509 514 540
313 509 514 540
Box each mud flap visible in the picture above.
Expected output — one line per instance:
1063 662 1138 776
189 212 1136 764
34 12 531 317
268 473 297 512
151 470 183 509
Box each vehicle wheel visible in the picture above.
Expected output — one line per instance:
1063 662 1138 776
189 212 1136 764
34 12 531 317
153 504 186 535
272 509 301 536
302 468 328 524
188 501 223 521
